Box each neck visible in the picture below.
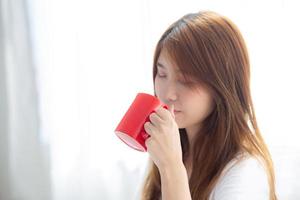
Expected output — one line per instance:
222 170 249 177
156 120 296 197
185 123 202 152
183 125 201 179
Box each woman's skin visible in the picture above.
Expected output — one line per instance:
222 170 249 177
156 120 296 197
144 48 215 200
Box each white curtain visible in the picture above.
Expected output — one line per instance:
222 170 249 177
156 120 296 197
28 0 150 199
1 0 300 200
0 0 51 199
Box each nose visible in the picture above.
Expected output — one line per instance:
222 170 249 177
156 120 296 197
164 83 178 103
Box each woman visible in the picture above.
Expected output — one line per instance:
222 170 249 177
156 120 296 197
141 11 277 200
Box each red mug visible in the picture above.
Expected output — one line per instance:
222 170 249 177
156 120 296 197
114 93 168 152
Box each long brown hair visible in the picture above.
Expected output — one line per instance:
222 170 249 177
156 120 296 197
141 11 277 200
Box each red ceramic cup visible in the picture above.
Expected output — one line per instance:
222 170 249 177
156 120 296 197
114 93 168 152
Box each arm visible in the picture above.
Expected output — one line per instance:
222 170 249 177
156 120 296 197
160 162 192 200
144 106 191 199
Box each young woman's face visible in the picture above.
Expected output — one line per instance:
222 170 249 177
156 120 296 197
154 48 215 130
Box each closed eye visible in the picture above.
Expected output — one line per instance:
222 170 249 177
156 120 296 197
157 73 166 78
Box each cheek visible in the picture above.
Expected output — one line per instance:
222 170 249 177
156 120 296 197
154 77 164 94
187 93 214 121
200 95 215 117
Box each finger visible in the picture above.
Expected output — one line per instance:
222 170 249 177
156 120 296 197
144 121 157 136
168 104 175 119
149 112 164 126
155 105 172 120
145 137 154 149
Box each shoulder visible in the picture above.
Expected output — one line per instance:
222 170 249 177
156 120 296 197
209 152 269 200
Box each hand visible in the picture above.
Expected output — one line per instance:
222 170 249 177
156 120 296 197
144 105 183 170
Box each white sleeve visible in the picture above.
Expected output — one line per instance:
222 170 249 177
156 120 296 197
209 157 270 200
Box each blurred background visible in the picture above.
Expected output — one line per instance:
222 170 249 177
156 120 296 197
1 0 300 199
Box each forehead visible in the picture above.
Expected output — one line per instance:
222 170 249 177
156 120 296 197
156 49 199 83
157 49 181 74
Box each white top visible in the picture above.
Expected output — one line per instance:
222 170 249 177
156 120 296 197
135 153 270 200
209 153 269 200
